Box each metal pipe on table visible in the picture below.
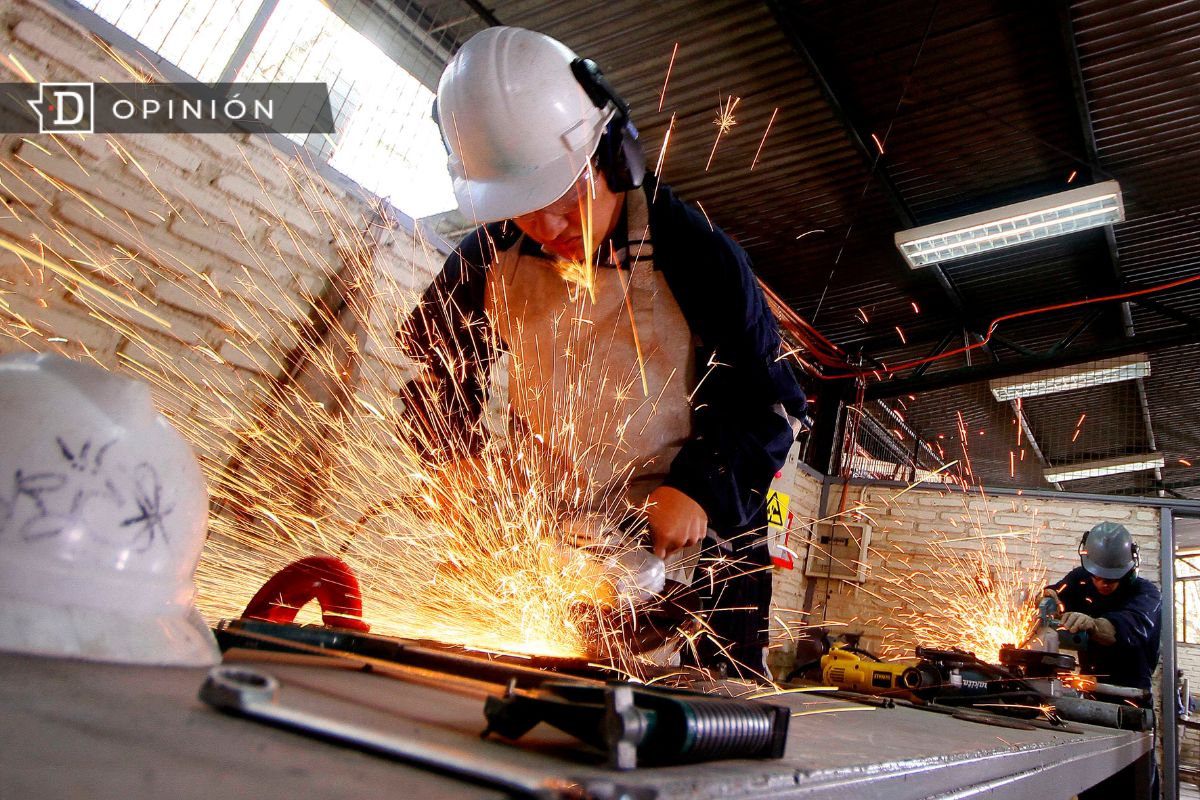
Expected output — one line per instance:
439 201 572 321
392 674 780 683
1053 696 1154 732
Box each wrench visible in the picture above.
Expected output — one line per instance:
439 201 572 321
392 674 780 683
198 665 654 800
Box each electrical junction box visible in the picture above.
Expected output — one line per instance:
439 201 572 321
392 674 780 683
804 520 871 583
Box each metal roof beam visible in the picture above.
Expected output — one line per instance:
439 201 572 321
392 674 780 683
1047 309 1104 357
910 329 958 379
1132 297 1200 333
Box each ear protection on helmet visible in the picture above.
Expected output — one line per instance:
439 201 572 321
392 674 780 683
570 57 645 192
432 97 450 156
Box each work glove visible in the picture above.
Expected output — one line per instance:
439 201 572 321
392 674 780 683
1092 616 1116 646
1059 612 1117 645
1059 611 1095 633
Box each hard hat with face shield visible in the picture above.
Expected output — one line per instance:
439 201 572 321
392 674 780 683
1079 521 1139 580
0 353 219 666
435 25 644 224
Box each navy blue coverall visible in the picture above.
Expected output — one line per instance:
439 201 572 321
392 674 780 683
1048 565 1161 694
1048 565 1162 799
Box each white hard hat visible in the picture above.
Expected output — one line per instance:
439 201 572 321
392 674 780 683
0 353 219 666
436 26 615 223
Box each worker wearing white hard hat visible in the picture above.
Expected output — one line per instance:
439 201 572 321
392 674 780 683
0 352 219 666
406 26 806 675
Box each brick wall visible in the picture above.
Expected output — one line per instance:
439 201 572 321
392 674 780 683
765 456 822 676
0 0 442 443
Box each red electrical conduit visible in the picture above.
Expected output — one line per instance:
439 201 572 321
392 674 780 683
763 272 1200 380
243 555 371 632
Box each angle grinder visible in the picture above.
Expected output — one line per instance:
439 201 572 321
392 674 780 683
570 519 701 657
1023 593 1089 653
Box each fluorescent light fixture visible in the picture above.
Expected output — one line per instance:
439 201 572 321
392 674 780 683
895 180 1124 268
989 354 1150 402
1043 452 1164 483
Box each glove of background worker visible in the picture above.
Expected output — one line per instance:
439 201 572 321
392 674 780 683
1059 611 1096 633
1059 612 1117 645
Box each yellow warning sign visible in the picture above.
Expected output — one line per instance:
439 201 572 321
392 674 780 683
766 489 789 529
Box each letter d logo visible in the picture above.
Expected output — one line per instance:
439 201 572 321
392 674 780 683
29 83 94 133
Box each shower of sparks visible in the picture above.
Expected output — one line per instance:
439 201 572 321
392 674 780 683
705 94 740 172
870 133 885 154
694 200 714 231
750 107 779 171
658 43 679 112
0 70 752 676
852 510 1045 664
819 421 1047 664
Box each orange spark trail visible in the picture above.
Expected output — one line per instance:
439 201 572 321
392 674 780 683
750 107 779 171
658 43 679 112
651 112 676 203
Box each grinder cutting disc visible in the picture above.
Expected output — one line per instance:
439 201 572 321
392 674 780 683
998 645 1077 677
581 578 703 657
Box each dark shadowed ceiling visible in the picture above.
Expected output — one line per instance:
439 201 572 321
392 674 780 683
411 0 1200 498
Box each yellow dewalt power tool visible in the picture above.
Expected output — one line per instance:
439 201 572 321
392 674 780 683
820 645 928 696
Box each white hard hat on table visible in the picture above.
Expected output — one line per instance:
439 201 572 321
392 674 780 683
436 26 616 223
0 353 219 666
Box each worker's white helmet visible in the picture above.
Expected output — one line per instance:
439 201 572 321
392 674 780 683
0 353 219 666
436 26 615 223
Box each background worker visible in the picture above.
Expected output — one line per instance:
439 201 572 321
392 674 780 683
402 26 806 675
1040 521 1161 797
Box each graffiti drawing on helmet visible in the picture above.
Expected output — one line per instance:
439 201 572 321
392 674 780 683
120 463 174 551
56 436 117 475
0 437 172 551
0 469 69 535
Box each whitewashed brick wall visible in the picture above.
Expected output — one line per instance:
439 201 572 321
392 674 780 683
0 0 442 426
765 459 822 676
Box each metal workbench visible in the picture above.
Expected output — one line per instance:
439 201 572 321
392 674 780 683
0 650 1151 799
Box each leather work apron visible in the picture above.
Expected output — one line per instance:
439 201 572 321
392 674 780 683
483 189 696 526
